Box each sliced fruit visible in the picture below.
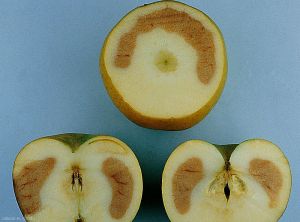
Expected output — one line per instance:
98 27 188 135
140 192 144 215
162 139 291 222
13 134 143 222
100 1 227 130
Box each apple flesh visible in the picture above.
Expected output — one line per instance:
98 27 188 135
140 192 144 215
100 1 227 130
13 134 143 222
162 139 291 222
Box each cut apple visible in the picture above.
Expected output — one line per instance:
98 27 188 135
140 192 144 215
100 1 227 130
162 139 291 222
13 134 143 222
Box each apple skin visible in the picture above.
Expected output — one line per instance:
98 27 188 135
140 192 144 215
16 133 97 153
99 1 227 130
47 133 97 152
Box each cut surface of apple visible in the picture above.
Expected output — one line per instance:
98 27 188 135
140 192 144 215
13 134 143 222
100 1 227 130
162 139 291 222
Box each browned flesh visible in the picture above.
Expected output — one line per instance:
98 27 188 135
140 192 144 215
249 159 283 208
102 158 134 219
13 158 56 215
115 8 216 84
172 157 203 214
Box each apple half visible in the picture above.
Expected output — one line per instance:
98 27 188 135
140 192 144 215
13 134 143 222
162 139 291 222
100 1 227 130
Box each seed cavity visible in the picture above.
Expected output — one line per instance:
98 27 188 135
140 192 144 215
249 159 283 208
72 166 83 192
114 8 215 84
208 171 227 196
154 50 178 73
172 157 203 214
208 163 246 201
75 214 84 222
224 183 230 201
102 158 133 219
13 158 56 215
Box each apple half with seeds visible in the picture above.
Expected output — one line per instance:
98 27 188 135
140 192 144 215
100 0 227 130
13 134 143 222
162 139 291 222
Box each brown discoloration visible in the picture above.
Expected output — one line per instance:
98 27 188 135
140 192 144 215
172 158 203 214
13 158 56 215
102 158 133 219
249 159 283 208
115 8 215 84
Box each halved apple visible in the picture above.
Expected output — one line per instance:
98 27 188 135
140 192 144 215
100 1 227 130
13 134 143 222
162 139 291 222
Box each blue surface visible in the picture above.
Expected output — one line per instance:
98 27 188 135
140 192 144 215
0 0 299 221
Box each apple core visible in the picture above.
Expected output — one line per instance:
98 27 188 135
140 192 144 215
154 50 178 73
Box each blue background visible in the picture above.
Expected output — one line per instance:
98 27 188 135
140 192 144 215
0 0 299 221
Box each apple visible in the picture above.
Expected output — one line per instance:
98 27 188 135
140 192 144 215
162 139 291 222
100 0 227 130
13 134 143 222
